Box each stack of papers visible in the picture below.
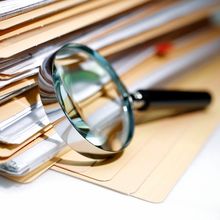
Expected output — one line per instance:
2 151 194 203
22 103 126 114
0 0 220 203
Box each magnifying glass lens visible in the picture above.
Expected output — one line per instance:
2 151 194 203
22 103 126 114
52 44 133 153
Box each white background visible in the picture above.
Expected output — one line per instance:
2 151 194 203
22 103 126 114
0 126 220 220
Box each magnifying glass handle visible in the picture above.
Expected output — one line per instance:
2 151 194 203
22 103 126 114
132 89 212 112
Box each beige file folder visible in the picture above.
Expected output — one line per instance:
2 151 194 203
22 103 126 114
0 0 148 58
100 6 220 57
51 53 220 203
0 87 47 161
0 0 115 40
0 125 52 163
0 0 85 30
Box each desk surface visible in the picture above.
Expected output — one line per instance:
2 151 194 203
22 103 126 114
0 126 220 220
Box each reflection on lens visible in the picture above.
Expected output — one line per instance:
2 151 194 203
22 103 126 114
52 44 133 153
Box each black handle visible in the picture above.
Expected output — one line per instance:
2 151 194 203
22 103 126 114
132 89 212 112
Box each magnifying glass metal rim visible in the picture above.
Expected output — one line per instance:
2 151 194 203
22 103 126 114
40 43 135 159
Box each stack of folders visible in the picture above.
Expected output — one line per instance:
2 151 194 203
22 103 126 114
1 0 220 202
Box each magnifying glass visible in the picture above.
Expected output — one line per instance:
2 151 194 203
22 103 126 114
39 43 211 159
